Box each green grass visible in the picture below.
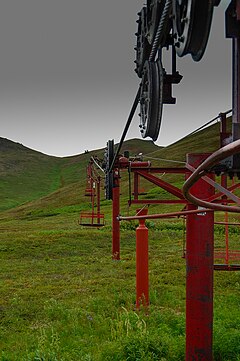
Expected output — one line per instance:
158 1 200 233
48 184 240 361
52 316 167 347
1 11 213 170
0 210 240 360
0 119 229 214
1 118 240 359
0 137 160 213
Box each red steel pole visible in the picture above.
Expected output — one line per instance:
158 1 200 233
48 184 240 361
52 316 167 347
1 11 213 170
97 176 101 225
91 183 95 226
186 153 215 361
112 170 120 260
136 208 149 309
134 172 139 201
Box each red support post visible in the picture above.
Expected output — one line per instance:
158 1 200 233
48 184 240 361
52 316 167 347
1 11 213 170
91 183 95 226
134 172 139 200
136 208 149 309
112 170 120 260
186 154 215 361
97 176 101 225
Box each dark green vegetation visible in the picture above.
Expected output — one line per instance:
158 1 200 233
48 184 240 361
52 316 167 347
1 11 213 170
1 119 240 360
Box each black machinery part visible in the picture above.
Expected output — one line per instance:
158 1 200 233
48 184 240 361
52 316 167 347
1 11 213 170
139 60 163 141
146 0 165 45
104 139 114 200
134 7 151 77
172 0 215 61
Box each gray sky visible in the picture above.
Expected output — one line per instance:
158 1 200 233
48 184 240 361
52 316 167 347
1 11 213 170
0 0 232 156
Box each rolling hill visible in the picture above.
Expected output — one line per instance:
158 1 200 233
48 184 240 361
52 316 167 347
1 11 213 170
0 137 159 213
0 117 231 215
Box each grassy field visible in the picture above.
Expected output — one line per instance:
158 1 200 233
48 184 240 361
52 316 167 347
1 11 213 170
1 207 240 361
1 120 240 360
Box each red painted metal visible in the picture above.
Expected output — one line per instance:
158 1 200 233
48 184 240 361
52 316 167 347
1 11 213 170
215 221 240 226
79 212 105 227
136 208 149 309
185 153 215 361
225 212 229 265
80 161 105 227
214 264 240 271
130 199 187 204
207 182 240 202
130 161 151 168
183 140 240 212
112 170 120 260
96 176 101 224
215 248 240 260
131 167 186 174
118 157 151 168
134 172 139 200
137 170 185 199
85 163 94 196
118 208 213 221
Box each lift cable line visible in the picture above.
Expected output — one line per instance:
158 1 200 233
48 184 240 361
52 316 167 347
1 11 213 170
185 109 232 138
109 85 142 173
149 0 172 62
144 155 186 164
90 156 105 174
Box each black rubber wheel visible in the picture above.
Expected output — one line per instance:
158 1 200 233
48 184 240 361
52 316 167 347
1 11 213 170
172 0 214 61
139 60 163 141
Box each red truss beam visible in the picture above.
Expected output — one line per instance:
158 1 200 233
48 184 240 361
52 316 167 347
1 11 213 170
136 170 185 199
130 167 186 174
207 182 240 202
130 199 187 204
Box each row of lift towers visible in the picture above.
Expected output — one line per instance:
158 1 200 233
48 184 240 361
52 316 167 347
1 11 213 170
79 1 240 360
80 111 240 361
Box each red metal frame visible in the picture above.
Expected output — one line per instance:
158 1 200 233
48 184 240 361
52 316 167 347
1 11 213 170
113 126 240 361
79 212 105 227
79 160 105 227
110 111 240 361
185 153 215 361
112 169 120 260
136 208 149 308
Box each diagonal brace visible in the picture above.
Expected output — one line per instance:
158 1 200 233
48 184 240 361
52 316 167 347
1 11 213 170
137 170 184 199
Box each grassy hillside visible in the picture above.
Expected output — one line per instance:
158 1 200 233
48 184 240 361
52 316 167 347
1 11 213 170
1 118 240 360
0 118 231 216
141 119 231 166
0 138 63 211
0 137 160 219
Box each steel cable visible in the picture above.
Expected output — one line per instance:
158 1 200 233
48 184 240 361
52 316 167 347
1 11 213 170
185 109 232 138
109 85 142 172
149 0 172 62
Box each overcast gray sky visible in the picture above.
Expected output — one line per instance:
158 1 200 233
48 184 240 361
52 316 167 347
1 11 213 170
0 0 232 156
